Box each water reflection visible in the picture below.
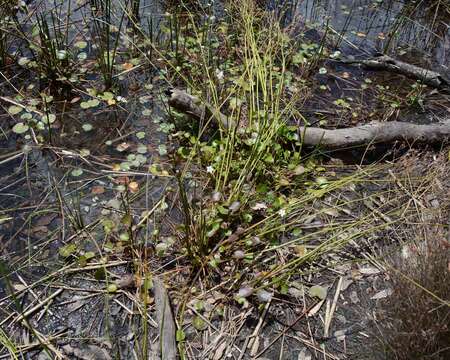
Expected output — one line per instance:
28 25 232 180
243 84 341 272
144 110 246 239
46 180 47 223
278 0 449 69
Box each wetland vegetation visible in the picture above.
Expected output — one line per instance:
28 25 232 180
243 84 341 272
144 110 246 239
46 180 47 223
0 0 449 359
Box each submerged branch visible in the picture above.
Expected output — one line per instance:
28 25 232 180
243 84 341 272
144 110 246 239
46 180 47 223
339 55 450 90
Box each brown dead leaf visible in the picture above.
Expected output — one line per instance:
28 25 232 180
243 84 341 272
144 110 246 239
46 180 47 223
128 181 139 193
114 176 130 185
116 142 130 152
91 186 105 195
122 62 134 70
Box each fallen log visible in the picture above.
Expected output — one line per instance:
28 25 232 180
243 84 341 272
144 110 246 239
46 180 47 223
297 120 450 149
167 88 234 130
339 54 449 90
168 89 450 149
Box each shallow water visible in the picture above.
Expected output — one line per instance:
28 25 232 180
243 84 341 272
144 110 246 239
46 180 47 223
295 0 449 70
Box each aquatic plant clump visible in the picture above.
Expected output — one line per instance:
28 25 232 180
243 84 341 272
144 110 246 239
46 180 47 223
0 0 449 359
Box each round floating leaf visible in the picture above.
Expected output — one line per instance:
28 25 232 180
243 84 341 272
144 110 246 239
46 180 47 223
75 40 88 49
136 131 145 139
135 154 147 165
309 285 327 300
71 168 83 177
192 316 207 331
12 122 29 134
42 114 56 124
107 284 118 293
158 144 167 156
119 232 129 241
80 148 90 157
82 123 93 132
56 50 68 60
176 330 186 342
101 92 114 100
59 243 77 258
8 106 23 115
20 112 32 120
89 99 100 107
18 57 30 66
120 162 131 171
137 144 147 154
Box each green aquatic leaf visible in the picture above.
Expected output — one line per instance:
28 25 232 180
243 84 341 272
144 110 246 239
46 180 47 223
8 106 23 115
59 243 77 258
71 168 83 177
309 285 327 300
75 40 88 49
42 114 56 124
192 316 207 331
12 122 29 134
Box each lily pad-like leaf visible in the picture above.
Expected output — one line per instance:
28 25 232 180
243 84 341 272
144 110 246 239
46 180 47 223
137 144 148 154
82 123 93 132
42 114 56 124
12 122 29 134
75 40 88 49
107 284 118 293
136 131 145 139
80 99 100 109
18 57 30 66
192 316 207 331
90 99 100 107
100 92 114 101
71 168 83 177
120 162 131 171
135 154 147 165
309 285 327 300
8 106 23 115
158 144 167 156
59 243 77 258
56 50 68 60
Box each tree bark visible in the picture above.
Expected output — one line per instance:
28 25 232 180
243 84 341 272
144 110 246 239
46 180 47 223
340 55 449 90
168 89 450 149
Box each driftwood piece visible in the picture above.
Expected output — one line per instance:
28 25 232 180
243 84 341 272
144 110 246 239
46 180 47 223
153 278 177 360
168 89 450 149
298 120 450 149
167 88 235 129
340 55 449 90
